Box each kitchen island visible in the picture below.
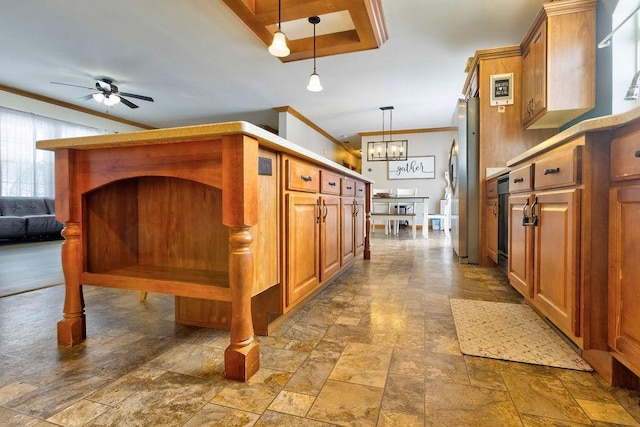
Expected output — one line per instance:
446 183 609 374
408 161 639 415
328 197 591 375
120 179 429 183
37 122 372 382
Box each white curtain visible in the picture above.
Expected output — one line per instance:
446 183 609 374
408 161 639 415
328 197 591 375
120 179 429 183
0 107 103 197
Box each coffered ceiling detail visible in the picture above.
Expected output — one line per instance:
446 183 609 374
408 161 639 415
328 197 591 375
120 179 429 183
221 0 388 62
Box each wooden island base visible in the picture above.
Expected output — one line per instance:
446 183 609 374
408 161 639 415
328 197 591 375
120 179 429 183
38 122 372 382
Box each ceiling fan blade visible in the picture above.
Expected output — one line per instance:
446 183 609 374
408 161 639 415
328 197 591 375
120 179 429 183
119 92 154 102
78 94 94 101
50 81 95 91
119 97 139 109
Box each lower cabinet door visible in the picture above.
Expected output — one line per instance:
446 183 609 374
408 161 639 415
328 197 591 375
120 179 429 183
354 198 365 255
321 196 341 281
508 193 534 298
533 189 581 337
286 193 319 307
486 198 498 263
341 198 355 266
609 184 640 372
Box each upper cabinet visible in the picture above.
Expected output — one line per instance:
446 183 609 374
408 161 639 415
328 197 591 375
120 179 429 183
521 0 596 130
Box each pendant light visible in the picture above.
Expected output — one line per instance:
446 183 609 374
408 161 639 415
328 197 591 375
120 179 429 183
307 16 323 92
268 0 290 57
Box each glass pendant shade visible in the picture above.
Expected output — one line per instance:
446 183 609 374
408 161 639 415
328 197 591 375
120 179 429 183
92 93 105 103
268 30 290 57
307 72 323 92
103 94 121 106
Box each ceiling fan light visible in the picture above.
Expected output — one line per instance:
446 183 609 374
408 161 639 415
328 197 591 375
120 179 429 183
92 93 105 103
103 94 121 106
307 72 323 92
268 31 290 57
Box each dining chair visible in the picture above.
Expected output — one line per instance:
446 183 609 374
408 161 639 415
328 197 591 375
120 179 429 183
371 188 392 234
393 188 417 234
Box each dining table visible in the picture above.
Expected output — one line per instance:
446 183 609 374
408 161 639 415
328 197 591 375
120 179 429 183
372 195 430 237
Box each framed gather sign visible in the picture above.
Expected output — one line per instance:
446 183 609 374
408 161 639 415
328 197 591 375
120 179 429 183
388 156 435 180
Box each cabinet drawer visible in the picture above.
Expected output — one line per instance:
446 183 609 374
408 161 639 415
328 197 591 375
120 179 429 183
534 147 581 190
355 181 366 199
611 132 640 181
509 164 533 193
320 170 341 195
341 179 356 197
286 158 319 193
486 178 498 199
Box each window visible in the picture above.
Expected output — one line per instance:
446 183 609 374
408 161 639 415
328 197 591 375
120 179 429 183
0 107 102 197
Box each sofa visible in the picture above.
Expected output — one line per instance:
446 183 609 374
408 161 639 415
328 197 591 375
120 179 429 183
0 197 63 240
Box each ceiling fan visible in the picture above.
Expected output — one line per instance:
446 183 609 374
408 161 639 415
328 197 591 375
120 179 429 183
50 78 154 109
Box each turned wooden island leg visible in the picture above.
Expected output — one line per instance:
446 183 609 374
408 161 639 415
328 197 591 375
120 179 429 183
57 222 86 346
222 134 260 381
224 226 259 381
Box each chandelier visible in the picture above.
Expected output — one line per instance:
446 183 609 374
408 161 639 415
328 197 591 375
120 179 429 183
367 106 408 161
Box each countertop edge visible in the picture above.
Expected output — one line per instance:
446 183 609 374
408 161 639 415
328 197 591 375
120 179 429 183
36 121 373 183
506 106 640 167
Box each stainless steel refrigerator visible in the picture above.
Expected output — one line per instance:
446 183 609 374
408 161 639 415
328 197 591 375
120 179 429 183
449 97 479 264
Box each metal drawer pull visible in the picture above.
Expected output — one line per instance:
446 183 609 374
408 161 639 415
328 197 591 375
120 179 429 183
543 167 560 175
635 150 640 158
346 186 353 190
301 175 313 182
513 177 524 183
328 181 336 186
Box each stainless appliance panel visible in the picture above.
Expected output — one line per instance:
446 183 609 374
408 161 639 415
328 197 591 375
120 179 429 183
451 97 479 264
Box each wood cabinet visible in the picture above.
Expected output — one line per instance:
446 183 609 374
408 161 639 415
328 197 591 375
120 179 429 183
508 192 534 298
283 157 368 312
533 189 580 335
485 178 499 263
521 0 596 129
320 196 341 281
522 21 546 125
286 193 320 307
341 181 366 265
507 132 610 374
609 123 640 378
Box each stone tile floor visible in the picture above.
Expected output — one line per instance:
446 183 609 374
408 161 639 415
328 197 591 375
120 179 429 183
0 232 639 426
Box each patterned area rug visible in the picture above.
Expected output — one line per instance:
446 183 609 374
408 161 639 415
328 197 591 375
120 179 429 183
450 299 592 371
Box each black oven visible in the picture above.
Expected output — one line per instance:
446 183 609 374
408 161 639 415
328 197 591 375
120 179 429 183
497 175 509 271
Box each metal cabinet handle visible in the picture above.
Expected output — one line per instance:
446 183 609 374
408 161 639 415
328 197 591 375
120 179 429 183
301 175 313 182
522 197 538 227
353 199 359 216
513 177 524 183
543 167 560 175
323 200 328 221
521 200 530 226
346 186 353 190
316 199 321 223
492 202 497 217
635 150 640 158
328 181 336 186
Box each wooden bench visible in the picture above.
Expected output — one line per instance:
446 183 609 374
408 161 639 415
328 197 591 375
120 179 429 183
370 213 416 239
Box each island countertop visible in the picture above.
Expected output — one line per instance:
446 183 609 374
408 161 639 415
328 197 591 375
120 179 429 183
37 120 372 183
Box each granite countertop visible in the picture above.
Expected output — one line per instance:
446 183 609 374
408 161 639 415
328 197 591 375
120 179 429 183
486 167 511 180
507 106 640 167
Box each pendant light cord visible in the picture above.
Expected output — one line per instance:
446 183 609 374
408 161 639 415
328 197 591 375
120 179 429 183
312 19 317 72
277 0 282 31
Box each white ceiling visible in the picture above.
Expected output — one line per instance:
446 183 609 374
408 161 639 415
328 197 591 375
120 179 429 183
0 0 546 152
